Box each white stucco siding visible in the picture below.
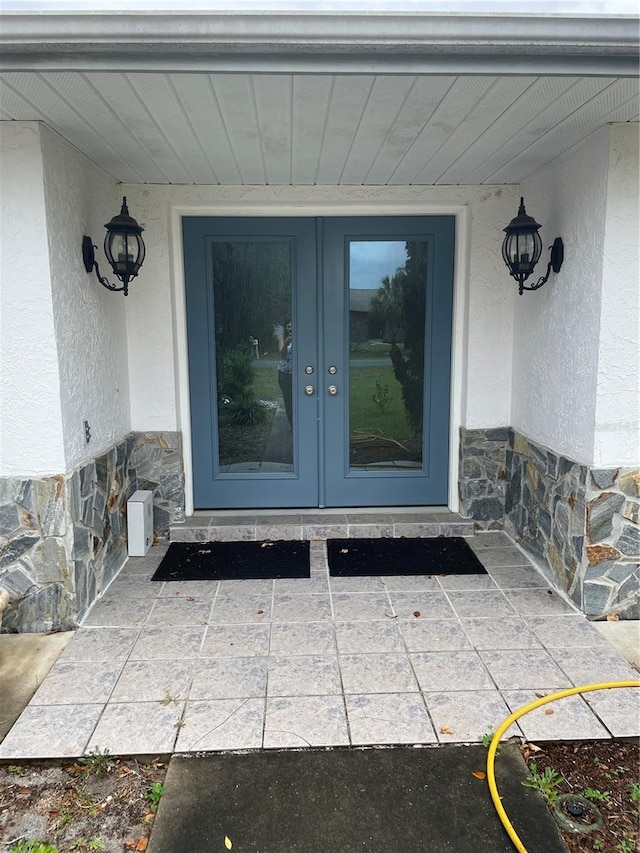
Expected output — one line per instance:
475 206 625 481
461 187 517 429
122 183 518 437
0 122 65 476
512 126 611 465
40 125 131 470
595 122 640 467
122 187 180 432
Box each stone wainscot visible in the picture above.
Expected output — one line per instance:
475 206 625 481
460 428 639 620
0 432 184 632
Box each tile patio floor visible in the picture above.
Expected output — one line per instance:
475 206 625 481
1 532 638 759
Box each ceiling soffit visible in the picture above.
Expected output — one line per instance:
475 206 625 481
0 11 638 186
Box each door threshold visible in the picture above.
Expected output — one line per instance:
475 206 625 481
170 508 473 542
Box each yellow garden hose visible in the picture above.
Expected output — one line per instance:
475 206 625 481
486 680 640 853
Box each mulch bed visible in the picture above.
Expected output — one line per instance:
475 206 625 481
520 740 639 853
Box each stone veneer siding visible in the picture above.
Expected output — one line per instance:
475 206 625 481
0 431 184 632
458 427 510 528
459 427 639 619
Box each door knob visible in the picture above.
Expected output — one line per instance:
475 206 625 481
328 385 338 396
304 385 315 396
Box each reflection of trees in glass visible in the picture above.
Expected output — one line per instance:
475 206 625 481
212 241 291 356
211 242 290 465
371 242 427 436
370 273 404 342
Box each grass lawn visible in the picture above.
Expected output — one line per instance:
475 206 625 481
252 365 280 401
349 341 393 359
348 364 420 462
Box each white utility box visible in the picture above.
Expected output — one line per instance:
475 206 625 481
127 490 154 556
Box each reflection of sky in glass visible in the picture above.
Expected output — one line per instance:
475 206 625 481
349 241 407 290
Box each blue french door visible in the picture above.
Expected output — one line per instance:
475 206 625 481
183 216 454 509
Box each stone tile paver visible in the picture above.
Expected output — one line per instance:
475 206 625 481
479 649 572 690
460 617 542 651
346 693 437 745
0 704 104 759
263 695 349 748
3 535 638 758
339 653 418 694
30 661 123 705
502 690 611 741
87 701 184 754
423 690 521 743
176 698 265 751
267 655 342 696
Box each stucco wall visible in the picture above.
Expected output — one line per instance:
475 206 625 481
0 122 65 476
595 122 640 467
512 126 611 465
121 183 519 436
40 125 131 471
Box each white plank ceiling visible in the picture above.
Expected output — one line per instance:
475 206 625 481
0 70 638 185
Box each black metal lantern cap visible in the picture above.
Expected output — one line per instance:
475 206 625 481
82 197 145 297
504 197 542 236
502 196 564 296
104 197 143 236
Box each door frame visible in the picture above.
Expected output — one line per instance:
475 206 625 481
169 194 470 516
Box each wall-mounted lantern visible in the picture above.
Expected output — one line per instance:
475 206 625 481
502 197 564 296
82 197 145 297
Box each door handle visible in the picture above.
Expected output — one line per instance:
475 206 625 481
304 385 315 396
328 385 338 396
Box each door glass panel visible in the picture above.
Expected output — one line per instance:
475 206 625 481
211 240 294 473
348 240 427 471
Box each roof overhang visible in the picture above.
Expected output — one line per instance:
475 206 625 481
1 10 638 75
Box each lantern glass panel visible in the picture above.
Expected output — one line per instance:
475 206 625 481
503 231 542 276
104 232 144 277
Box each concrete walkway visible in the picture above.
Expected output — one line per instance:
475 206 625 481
146 743 567 853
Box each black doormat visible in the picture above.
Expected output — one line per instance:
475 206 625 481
327 537 486 577
151 540 311 582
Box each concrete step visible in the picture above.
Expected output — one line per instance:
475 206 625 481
169 509 475 543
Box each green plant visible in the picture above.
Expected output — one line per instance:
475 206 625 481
69 839 105 851
478 725 499 752
146 781 167 814
616 833 636 852
228 395 267 426
583 787 611 802
593 838 604 851
9 841 59 853
604 766 625 779
372 382 390 414
522 762 564 805
75 788 101 818
629 781 640 802
217 348 256 402
76 747 115 777
56 810 74 829
159 692 181 706
6 764 23 773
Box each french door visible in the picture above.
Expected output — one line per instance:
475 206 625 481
183 215 454 509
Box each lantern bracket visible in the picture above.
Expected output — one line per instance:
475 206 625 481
82 236 125 294
519 237 564 295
